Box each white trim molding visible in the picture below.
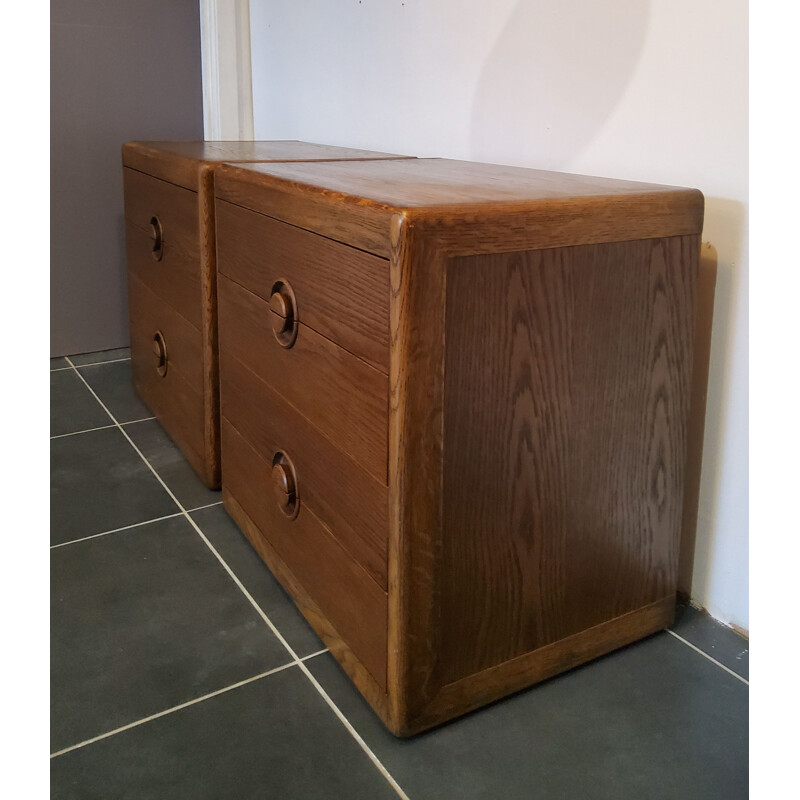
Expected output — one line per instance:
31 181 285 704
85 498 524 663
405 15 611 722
199 0 254 141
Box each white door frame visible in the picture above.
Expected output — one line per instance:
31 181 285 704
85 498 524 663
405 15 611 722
199 0 254 140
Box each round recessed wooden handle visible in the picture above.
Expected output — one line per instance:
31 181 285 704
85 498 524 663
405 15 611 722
271 452 299 518
150 216 164 261
269 280 298 347
270 291 291 333
152 331 168 377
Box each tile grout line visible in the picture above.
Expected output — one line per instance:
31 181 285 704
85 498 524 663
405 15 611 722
50 417 156 440
299 648 330 662
57 359 740 789
50 649 331 761
667 630 749 685
50 512 185 549
51 423 118 439
50 662 299 759
63 358 410 800
50 503 224 551
187 500 225 512
51 356 131 372
179 511 411 800
50 650 332 760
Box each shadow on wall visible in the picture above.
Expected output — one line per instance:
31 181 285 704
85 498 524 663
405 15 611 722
678 240 717 596
469 0 650 167
682 197 747 604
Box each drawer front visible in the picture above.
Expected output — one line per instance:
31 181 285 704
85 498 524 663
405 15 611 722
129 274 206 473
221 349 388 589
221 417 388 689
123 167 200 258
125 221 202 330
218 274 388 484
216 200 389 372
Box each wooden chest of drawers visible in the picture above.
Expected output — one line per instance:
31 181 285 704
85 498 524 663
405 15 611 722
214 158 704 736
121 141 409 487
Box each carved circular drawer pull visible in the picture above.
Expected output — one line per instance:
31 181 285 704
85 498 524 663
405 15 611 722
150 216 164 261
269 280 298 348
152 331 168 377
271 451 299 519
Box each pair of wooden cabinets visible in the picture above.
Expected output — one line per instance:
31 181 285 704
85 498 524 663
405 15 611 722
122 140 703 736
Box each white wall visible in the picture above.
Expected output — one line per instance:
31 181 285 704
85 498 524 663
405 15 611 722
248 0 749 630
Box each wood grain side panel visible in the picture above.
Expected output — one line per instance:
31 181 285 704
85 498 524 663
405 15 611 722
218 274 388 484
197 164 220 488
221 418 388 689
125 221 202 330
128 274 207 481
123 168 200 259
216 199 390 371
438 236 698 684
404 595 675 736
220 351 389 588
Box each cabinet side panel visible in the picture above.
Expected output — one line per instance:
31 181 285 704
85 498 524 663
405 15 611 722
198 164 220 487
440 236 697 684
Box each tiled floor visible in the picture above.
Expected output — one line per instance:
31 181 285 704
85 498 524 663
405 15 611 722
50 350 749 799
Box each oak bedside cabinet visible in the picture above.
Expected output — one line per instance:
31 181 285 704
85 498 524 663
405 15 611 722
121 141 410 488
212 158 704 736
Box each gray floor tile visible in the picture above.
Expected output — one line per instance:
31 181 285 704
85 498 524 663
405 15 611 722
51 370 111 437
307 633 748 800
51 427 178 545
671 600 749 679
51 515 292 754
51 357 70 370
48 346 748 798
50 666 399 800
70 347 131 366
126 418 220 510
78 360 151 423
191 505 325 658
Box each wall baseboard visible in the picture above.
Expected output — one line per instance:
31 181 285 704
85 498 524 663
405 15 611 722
730 623 749 641
677 592 749 641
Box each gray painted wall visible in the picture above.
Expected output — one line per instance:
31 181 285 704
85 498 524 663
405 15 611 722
51 1 204 357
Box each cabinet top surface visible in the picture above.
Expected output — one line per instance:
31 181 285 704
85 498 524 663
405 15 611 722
121 141 409 190
219 157 701 210
124 140 407 164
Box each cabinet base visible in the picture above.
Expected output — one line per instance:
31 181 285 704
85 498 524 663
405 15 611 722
224 486 676 737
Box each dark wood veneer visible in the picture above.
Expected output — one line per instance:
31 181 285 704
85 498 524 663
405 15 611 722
218 274 389 485
438 237 695 685
122 141 411 488
215 199 390 371
128 274 206 478
221 418 388 689
221 350 389 588
212 157 702 736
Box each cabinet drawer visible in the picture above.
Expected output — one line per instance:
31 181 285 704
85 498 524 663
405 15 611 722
218 274 388 484
125 221 202 329
123 167 200 261
216 200 389 372
129 274 205 472
221 350 388 588
221 417 388 689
